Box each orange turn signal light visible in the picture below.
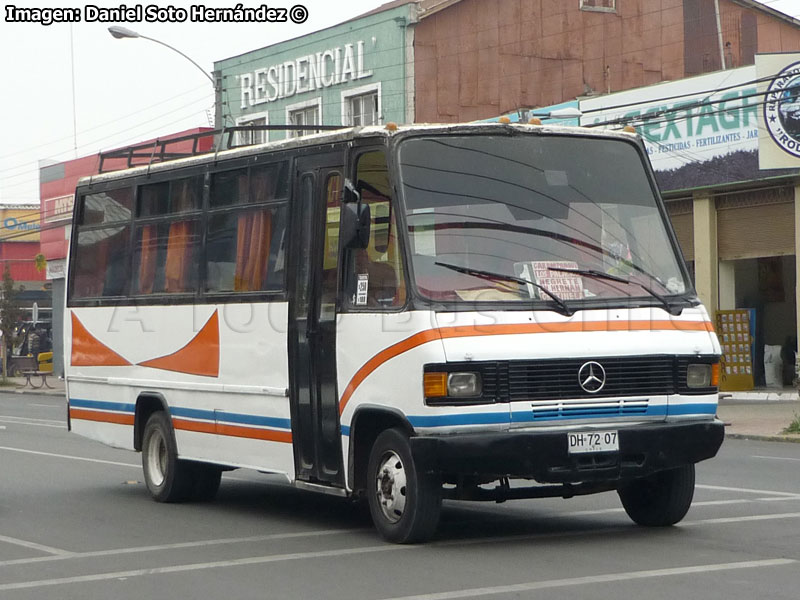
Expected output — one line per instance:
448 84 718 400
711 363 720 387
424 372 448 398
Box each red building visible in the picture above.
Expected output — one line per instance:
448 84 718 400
0 204 46 286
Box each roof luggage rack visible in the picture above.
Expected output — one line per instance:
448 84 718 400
98 124 346 173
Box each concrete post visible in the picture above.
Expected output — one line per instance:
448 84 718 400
693 191 718 319
719 260 735 310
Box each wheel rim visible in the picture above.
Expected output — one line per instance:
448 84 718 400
146 429 167 488
375 450 407 523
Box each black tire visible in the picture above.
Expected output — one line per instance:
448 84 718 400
618 464 695 526
141 411 193 502
366 428 442 543
190 463 222 501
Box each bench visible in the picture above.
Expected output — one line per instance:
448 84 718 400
21 370 54 389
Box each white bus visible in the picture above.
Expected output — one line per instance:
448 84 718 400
65 122 724 543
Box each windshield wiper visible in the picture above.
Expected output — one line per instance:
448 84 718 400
434 261 574 316
547 266 684 316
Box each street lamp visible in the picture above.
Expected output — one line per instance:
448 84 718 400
107 25 217 90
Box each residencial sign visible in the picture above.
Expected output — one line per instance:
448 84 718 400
757 53 800 169
580 66 761 191
239 40 374 108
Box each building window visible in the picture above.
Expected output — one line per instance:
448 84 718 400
580 0 616 12
342 83 382 127
286 98 322 138
235 112 269 146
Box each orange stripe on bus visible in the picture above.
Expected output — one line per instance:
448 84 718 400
173 418 292 444
172 419 216 435
216 424 292 444
337 319 714 415
70 408 134 426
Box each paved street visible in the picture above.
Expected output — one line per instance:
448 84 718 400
1 391 799 599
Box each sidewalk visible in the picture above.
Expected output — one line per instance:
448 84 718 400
718 396 800 443
5 376 799 442
2 374 66 397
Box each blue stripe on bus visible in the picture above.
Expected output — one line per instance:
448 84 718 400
407 413 511 428
667 403 718 416
169 406 291 430
69 400 291 431
69 398 135 414
406 403 717 429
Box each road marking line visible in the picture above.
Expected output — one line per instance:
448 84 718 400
0 529 358 567
1 508 799 577
0 543 417 591
697 483 800 497
753 455 800 462
0 419 63 429
684 512 800 525
0 446 138 468
376 559 795 600
0 535 73 557
0 415 63 424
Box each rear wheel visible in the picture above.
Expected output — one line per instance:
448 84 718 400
366 428 441 543
141 411 193 502
618 464 695 526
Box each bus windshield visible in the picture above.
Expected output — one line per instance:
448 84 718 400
398 134 690 305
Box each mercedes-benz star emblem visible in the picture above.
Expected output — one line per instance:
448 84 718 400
578 361 606 393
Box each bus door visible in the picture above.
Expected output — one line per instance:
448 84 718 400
289 153 345 486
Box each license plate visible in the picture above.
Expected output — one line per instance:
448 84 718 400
567 430 619 454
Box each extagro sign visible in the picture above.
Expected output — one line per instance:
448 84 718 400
757 53 800 169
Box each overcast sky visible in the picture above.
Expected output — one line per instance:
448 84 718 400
1 0 798 206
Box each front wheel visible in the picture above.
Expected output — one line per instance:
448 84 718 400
366 428 442 544
618 464 695 526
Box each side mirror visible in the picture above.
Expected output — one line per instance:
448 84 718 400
341 201 371 249
343 178 360 204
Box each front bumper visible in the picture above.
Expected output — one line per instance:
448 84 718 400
409 420 724 484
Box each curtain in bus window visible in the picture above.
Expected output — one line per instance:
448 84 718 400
234 210 271 291
137 224 158 294
164 221 196 293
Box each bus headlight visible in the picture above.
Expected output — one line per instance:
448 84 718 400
687 363 718 388
447 372 482 397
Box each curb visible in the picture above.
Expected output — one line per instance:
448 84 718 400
13 388 65 397
725 432 800 444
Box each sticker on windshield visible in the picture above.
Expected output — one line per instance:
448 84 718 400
356 274 369 306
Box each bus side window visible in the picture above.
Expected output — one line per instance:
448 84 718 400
71 188 133 299
347 151 406 309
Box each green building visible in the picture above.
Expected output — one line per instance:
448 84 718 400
213 3 415 142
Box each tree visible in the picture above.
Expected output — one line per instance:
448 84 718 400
0 266 22 381
34 253 47 273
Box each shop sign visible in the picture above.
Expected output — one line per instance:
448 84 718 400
580 66 762 190
239 40 374 108
44 194 75 224
0 209 40 242
46 258 66 280
757 52 800 169
480 101 580 126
